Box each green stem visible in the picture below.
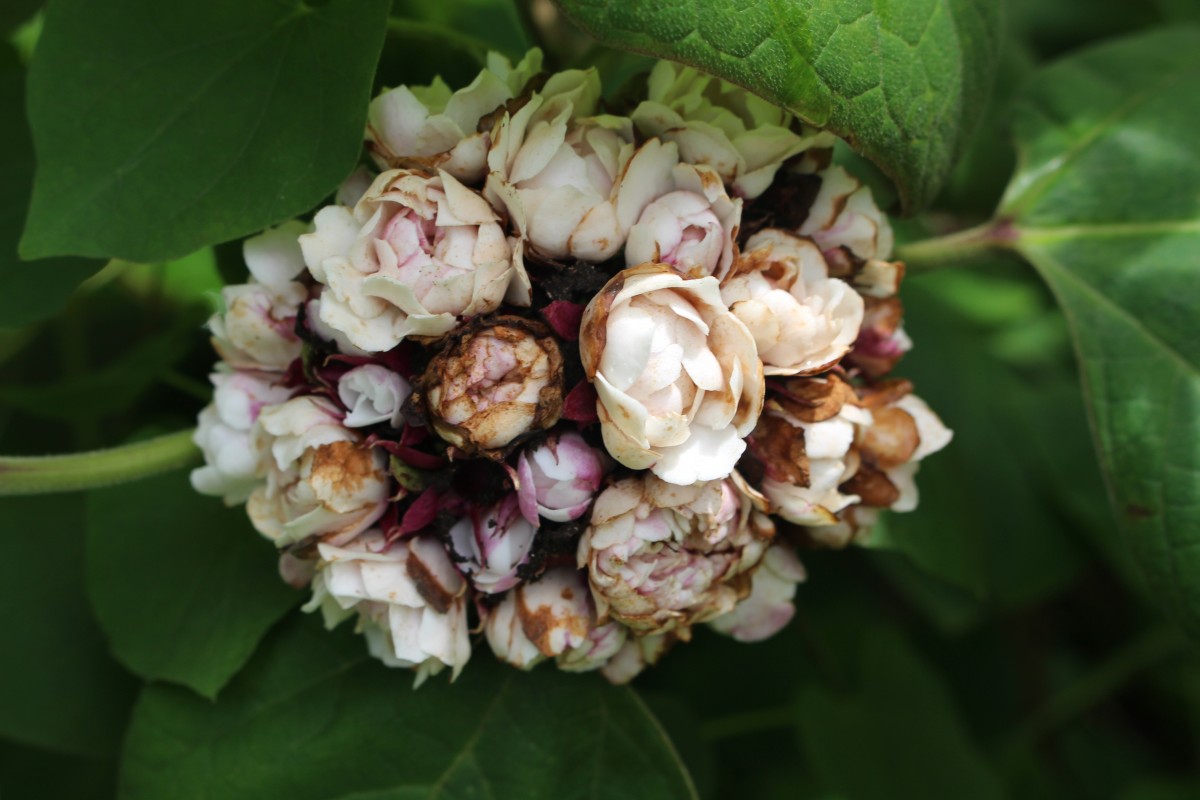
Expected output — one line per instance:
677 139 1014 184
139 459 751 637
895 219 1019 271
0 429 200 496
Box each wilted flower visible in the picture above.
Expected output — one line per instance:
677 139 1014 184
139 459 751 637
300 169 516 353
847 297 912 378
338 364 411 428
209 221 309 371
448 494 537 593
708 544 806 642
305 530 470 684
798 166 894 262
579 264 763 484
516 431 605 524
631 60 836 199
367 50 542 183
625 163 742 280
247 396 390 548
721 229 864 375
419 317 563 455
579 474 773 635
485 566 626 670
600 632 674 685
191 370 291 503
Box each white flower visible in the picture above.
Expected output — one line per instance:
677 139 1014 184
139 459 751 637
305 530 470 685
515 431 605 523
578 475 773 635
246 396 390 548
367 49 543 183
709 544 806 642
190 370 291 503
484 566 626 671
448 494 537 594
485 76 679 263
209 221 309 371
600 633 673 685
798 166 894 261
721 229 864 375
419 318 563 454
849 390 953 514
625 163 742 280
300 169 516 353
579 264 763 484
631 60 836 199
338 364 411 428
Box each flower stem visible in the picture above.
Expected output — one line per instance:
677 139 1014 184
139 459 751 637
0 429 200 496
896 218 1019 271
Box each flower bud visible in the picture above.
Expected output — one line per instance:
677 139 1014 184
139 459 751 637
515 431 605 524
722 229 864 375
247 396 390 548
580 264 763 484
847 297 911 378
299 169 517 353
579 475 773 635
338 364 411 428
420 317 564 454
708 544 806 642
798 166 894 261
191 370 292 503
448 494 537 594
305 531 470 685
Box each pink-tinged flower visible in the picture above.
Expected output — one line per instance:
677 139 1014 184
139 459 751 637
299 169 517 353
708 544 806 642
630 60 836 199
419 317 563 455
516 431 605 524
305 531 470 685
578 475 774 635
448 494 537 594
484 566 626 670
847 297 912 378
338 364 411 428
484 81 679 263
798 166 894 262
624 163 742 280
579 264 763 484
209 221 309 371
191 370 292 504
722 229 864 376
246 396 390 548
367 50 542 184
600 632 674 685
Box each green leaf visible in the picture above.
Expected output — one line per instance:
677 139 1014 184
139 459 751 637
796 630 1004 800
119 614 698 800
86 469 297 698
551 0 1002 212
0 493 137 757
0 740 117 800
1000 28 1200 637
19 0 390 263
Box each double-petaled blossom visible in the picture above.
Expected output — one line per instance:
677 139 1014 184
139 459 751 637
578 475 773 635
300 169 516 353
246 396 390 548
708 544 806 642
515 431 606 524
798 166 895 264
191 370 291 503
721 229 864 375
338 364 411 428
305 530 470 685
599 633 674 685
448 494 537 594
418 317 563 455
484 566 626 671
209 222 309 371
631 60 836 199
367 50 542 183
580 264 763 484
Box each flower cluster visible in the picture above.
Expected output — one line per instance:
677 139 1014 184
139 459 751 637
192 53 951 685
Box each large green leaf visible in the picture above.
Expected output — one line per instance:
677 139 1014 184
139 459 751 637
86 469 297 698
0 493 137 757
551 0 1002 212
119 614 697 800
999 28 1200 636
19 0 390 263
